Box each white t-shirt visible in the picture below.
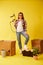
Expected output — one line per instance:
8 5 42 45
17 21 23 32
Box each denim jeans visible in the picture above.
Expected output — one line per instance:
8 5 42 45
16 31 29 49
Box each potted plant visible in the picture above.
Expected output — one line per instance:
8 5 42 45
33 48 39 60
1 49 6 57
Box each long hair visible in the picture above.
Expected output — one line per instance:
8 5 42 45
18 12 24 20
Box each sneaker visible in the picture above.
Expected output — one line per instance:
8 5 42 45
23 45 28 51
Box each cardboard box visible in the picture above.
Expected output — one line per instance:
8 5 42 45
0 40 16 56
31 39 43 53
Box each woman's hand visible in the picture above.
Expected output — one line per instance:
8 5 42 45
24 31 29 36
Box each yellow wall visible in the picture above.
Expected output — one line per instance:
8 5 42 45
0 0 43 49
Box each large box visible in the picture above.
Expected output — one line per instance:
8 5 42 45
0 40 16 56
31 39 43 53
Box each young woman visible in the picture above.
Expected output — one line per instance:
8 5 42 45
14 12 29 53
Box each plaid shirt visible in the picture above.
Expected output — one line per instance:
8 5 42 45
14 20 27 31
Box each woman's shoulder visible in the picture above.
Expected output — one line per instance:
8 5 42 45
22 20 26 23
15 19 20 22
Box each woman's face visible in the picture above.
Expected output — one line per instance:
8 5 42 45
18 14 23 19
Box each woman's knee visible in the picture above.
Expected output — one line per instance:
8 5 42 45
26 34 29 40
